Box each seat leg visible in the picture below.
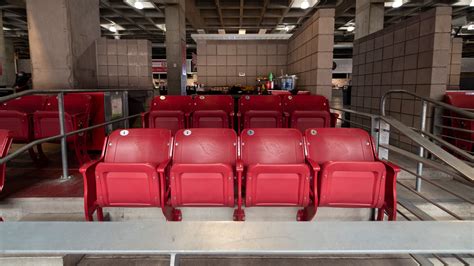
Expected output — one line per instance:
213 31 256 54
299 205 317 221
162 205 182 221
84 204 96 221
233 208 245 221
377 207 385 221
28 145 48 165
96 207 104 221
73 136 90 165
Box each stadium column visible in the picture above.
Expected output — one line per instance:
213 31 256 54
165 0 187 95
26 0 100 89
355 0 384 39
0 11 16 87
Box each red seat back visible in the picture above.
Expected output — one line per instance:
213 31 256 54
0 130 13 192
444 91 474 109
241 128 305 165
44 94 92 115
193 95 234 114
173 128 237 165
238 95 282 114
305 128 376 164
150 95 193 113
104 128 172 164
282 95 330 113
0 95 48 113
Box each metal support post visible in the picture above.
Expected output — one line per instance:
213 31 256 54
58 92 72 180
416 100 428 192
122 90 129 129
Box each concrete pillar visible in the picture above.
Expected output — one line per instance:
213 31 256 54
26 0 100 89
165 0 187 95
0 11 16 87
355 0 384 40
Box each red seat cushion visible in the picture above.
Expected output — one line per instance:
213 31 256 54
192 110 229 128
148 110 186 134
290 110 330 132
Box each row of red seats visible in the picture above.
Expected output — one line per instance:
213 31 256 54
142 95 338 134
0 130 13 221
80 127 399 222
444 91 474 152
0 95 92 164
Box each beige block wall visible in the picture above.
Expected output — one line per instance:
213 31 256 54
96 38 153 89
447 38 462 88
196 40 288 87
350 7 452 150
287 9 335 99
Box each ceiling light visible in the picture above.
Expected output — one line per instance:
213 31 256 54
134 0 144 9
218 29 225 34
109 25 117 33
2 27 10 31
239 29 246 34
258 29 267 34
156 24 166 32
301 0 310 9
471 0 474 6
392 0 403 8
197 29 206 34
347 25 355 32
468 24 474 31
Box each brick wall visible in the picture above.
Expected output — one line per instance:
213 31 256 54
96 38 153 89
287 9 335 99
196 40 288 87
447 38 462 88
351 7 452 151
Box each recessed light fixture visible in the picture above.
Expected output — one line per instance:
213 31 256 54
218 29 226 34
392 0 403 8
197 29 206 34
2 27 10 31
468 24 474 31
134 0 144 9
156 24 166 32
470 0 474 6
101 23 124 33
109 25 117 33
301 0 310 9
347 25 355 32
258 29 267 34
239 29 246 35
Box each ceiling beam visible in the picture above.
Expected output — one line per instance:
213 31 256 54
257 0 270 26
214 0 224 27
239 0 244 27
185 0 207 30
273 0 296 33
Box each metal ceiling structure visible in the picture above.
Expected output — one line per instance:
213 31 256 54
0 0 473 59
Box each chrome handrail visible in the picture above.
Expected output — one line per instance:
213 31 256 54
380 90 474 118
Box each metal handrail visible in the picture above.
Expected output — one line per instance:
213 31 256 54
0 88 154 178
380 90 474 118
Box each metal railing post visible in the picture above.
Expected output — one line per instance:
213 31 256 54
58 92 72 180
416 100 428 192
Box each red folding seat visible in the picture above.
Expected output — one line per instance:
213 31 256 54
191 95 234 128
305 128 399 221
282 94 338 131
237 95 283 132
33 94 92 165
79 128 172 221
444 91 474 152
0 95 48 162
142 95 193 134
240 128 312 221
0 130 13 192
165 128 238 221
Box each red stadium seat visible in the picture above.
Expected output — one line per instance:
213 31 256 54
166 128 238 221
191 95 234 128
0 130 12 222
0 96 48 162
240 128 312 221
33 94 92 165
305 128 399 221
238 95 283 132
142 95 193 134
0 130 13 192
282 95 338 131
79 128 172 221
444 91 474 152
